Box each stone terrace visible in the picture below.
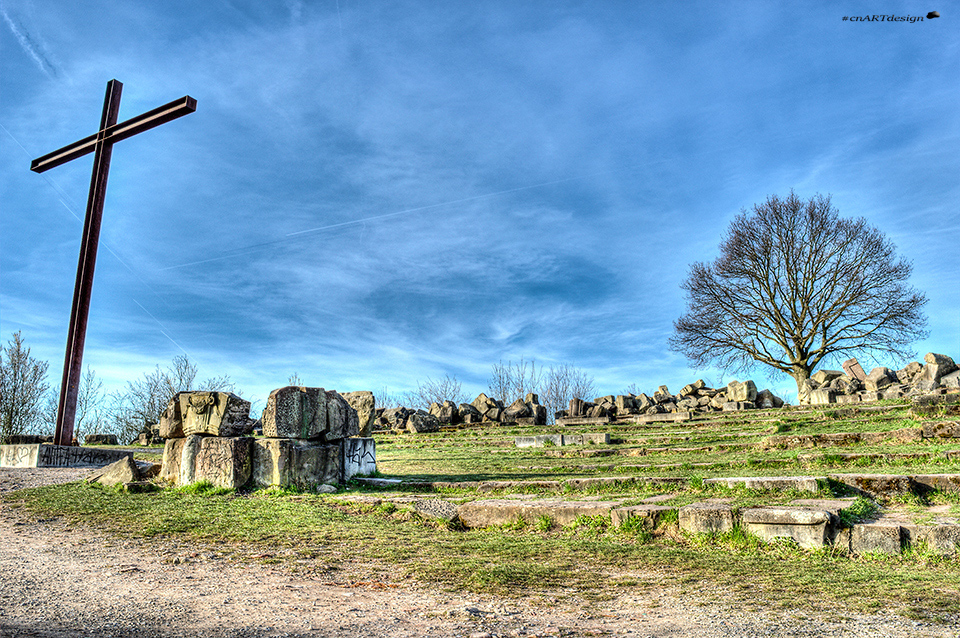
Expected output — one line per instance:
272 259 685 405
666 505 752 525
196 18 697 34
353 389 960 557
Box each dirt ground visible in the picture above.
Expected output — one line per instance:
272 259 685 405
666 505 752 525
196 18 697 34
0 467 955 638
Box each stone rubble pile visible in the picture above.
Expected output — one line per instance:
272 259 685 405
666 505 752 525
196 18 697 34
159 387 375 490
373 393 548 432
558 379 784 421
800 353 959 405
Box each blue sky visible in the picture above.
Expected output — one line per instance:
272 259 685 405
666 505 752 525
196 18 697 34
1 1 958 408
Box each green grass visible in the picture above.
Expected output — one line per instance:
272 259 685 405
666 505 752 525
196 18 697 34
5 480 960 622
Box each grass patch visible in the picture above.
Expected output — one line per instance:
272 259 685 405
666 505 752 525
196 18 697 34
5 480 960 622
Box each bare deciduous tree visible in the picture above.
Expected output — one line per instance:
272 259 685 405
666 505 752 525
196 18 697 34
108 354 235 442
540 364 596 423
670 191 928 392
403 374 468 410
43 366 105 442
0 332 50 443
488 358 543 406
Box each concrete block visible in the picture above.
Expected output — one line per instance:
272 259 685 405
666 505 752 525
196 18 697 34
561 434 583 446
582 432 611 445
0 444 41 468
851 523 902 554
341 437 376 481
610 505 675 529
1 444 133 468
679 502 735 534
741 507 832 549
252 438 340 489
414 498 459 523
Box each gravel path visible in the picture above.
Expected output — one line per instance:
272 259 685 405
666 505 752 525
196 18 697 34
0 468 956 638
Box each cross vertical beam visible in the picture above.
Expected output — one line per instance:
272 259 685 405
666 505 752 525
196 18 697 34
31 80 196 446
51 80 122 446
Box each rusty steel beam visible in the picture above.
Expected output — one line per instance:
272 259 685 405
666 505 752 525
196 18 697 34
31 95 196 174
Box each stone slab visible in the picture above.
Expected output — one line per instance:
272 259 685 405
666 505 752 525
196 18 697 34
341 437 376 481
0 444 132 468
828 473 914 497
851 523 902 554
456 499 624 528
704 476 825 493
741 507 831 549
623 412 692 424
555 417 609 426
679 502 735 534
911 474 960 493
610 505 674 529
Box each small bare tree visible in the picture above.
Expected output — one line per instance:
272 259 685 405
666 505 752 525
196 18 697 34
0 332 50 443
43 366 105 442
670 191 928 392
540 364 596 423
108 354 235 442
488 358 543 406
403 374 468 410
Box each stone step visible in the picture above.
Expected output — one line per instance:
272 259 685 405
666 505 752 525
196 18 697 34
704 476 825 493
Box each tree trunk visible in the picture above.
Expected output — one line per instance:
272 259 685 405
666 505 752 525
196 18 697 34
790 364 813 404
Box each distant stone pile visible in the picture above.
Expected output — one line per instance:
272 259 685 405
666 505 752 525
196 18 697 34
374 393 548 432
801 353 959 405
557 379 784 421
159 387 375 490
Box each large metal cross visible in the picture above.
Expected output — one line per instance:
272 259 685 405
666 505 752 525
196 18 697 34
31 79 196 446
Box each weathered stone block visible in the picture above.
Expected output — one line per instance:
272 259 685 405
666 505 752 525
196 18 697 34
86 456 140 487
741 507 831 549
456 499 623 528
326 390 360 440
835 394 860 405
84 434 119 445
829 473 913 498
180 392 252 437
809 388 835 405
160 437 186 482
864 367 895 392
0 444 133 469
611 505 674 529
679 503 734 534
262 386 329 439
722 401 755 411
851 523 902 554
812 370 843 386
342 391 376 437
924 353 958 374
195 436 253 489
158 393 185 439
415 498 459 524
842 358 867 381
922 421 960 438
727 380 758 402
407 412 440 433
252 438 339 489
341 437 376 481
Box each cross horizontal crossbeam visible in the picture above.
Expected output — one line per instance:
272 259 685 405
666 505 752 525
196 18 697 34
31 95 197 174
